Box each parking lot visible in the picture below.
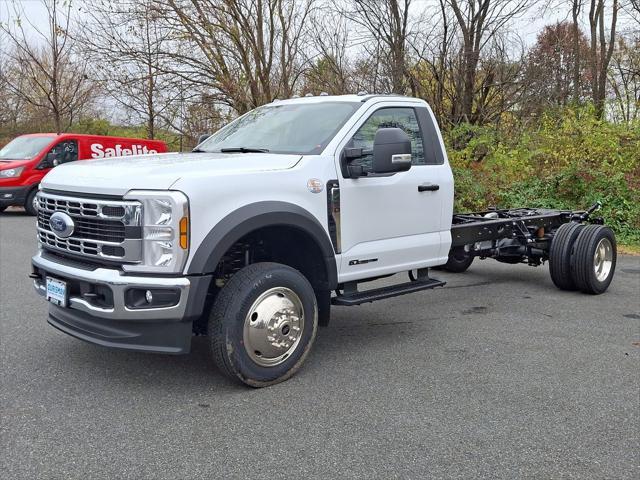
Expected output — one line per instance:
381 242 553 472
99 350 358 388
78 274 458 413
1 209 638 479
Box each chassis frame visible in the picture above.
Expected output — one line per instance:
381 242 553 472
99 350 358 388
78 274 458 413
449 203 604 266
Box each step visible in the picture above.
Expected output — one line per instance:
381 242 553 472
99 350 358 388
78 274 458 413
332 278 446 306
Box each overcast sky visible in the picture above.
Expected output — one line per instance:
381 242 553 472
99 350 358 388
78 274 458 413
2 0 570 47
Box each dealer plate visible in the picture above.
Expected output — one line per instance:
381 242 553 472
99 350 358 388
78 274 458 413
46 277 67 308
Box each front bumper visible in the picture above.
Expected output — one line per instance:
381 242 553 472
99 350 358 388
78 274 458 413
32 251 211 354
0 185 30 207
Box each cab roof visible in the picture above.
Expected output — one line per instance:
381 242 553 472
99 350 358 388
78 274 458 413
17 133 165 143
267 93 425 107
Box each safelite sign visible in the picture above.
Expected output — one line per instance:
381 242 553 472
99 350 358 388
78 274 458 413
90 143 159 158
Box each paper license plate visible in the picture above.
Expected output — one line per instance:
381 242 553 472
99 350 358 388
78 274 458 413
46 277 67 308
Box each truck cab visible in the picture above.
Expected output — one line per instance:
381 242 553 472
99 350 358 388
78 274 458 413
29 95 616 387
0 133 168 214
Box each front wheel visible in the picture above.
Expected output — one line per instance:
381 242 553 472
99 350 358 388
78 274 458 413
24 189 39 216
209 262 318 387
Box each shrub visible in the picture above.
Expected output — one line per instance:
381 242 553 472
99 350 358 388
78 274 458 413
445 106 640 245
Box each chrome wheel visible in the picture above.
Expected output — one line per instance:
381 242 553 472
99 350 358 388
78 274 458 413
243 287 304 367
593 237 613 282
32 194 39 212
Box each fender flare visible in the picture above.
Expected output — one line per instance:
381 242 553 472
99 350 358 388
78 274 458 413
187 201 338 290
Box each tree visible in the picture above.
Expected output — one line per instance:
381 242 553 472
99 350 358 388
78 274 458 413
445 0 529 123
405 0 457 125
156 0 315 114
347 0 413 94
588 0 619 119
608 34 640 123
0 0 95 132
571 0 583 104
304 11 352 95
523 22 590 114
78 0 177 139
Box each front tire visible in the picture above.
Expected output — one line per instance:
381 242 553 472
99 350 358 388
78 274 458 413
209 262 318 387
24 189 39 216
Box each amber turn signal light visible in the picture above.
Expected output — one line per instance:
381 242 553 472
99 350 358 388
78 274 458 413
179 217 189 249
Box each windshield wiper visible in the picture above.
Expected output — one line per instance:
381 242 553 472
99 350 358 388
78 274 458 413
220 147 270 153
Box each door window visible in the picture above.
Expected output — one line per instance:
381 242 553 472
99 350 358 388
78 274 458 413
48 140 78 166
349 107 425 172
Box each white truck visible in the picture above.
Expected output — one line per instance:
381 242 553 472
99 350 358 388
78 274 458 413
31 94 617 387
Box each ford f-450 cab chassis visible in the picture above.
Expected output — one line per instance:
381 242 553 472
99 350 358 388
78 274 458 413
30 94 617 387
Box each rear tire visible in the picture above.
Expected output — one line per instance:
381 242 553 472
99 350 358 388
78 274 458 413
571 225 616 295
208 262 318 387
24 189 38 216
0 206 6 213
440 246 474 273
548 222 584 291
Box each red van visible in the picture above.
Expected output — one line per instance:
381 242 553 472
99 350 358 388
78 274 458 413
0 133 168 215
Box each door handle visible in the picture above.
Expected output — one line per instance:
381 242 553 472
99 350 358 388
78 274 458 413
418 183 440 192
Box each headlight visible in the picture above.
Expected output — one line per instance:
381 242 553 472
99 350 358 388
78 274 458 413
122 190 189 274
0 167 24 178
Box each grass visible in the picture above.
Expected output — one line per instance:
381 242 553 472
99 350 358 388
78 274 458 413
618 244 640 256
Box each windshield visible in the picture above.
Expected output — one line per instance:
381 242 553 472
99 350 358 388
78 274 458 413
198 102 362 155
0 136 53 160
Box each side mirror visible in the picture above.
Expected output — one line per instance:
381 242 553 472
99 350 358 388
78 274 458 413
197 133 212 146
37 153 56 169
372 127 412 174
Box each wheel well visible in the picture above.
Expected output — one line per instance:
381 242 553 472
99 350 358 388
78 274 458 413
213 225 330 290
192 225 332 335
26 185 39 199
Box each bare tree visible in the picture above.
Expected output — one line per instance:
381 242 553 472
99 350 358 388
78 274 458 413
444 0 529 123
629 0 640 22
588 0 619 118
608 33 640 122
0 0 95 132
304 10 352 95
407 0 458 125
78 0 178 139
156 0 315 114
571 0 584 104
347 0 413 94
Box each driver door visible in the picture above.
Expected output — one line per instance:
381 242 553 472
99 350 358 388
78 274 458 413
335 104 451 282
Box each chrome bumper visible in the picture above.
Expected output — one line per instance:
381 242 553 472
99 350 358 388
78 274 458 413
31 250 191 321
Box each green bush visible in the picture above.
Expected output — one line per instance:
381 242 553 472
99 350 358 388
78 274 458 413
445 106 640 245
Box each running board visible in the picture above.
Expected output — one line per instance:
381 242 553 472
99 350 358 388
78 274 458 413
332 278 446 306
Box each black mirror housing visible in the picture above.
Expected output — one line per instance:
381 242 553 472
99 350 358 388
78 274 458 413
197 133 212 145
372 128 412 173
344 147 364 159
37 153 56 169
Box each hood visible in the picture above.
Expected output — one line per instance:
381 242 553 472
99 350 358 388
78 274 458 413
41 152 302 196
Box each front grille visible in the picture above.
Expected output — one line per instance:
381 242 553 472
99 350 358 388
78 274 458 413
38 230 100 256
102 205 125 217
36 191 142 263
38 209 125 242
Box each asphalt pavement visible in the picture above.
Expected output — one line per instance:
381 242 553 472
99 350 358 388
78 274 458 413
1 209 639 479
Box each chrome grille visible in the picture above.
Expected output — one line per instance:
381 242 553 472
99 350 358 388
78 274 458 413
36 191 142 263
38 230 100 256
38 209 126 242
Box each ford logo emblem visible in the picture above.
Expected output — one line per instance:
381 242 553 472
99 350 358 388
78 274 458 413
49 211 75 238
